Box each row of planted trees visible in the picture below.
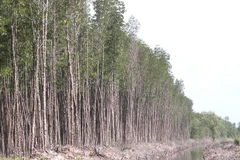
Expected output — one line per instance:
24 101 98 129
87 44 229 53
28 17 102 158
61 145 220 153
0 0 193 157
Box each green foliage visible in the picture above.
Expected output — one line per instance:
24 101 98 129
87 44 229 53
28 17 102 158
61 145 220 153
92 0 126 82
6 156 26 160
191 111 238 140
234 138 239 145
75 156 81 160
0 1 11 77
0 66 12 77
14 158 24 160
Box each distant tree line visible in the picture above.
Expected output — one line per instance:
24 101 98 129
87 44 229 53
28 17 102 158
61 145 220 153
191 112 238 140
1 0 192 157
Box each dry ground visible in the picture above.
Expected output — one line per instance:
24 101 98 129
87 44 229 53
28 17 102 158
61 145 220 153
28 139 207 160
204 140 240 160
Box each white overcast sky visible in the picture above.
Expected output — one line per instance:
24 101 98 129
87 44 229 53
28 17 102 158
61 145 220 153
122 0 240 125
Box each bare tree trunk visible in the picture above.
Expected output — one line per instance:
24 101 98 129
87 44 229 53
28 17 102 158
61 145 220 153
51 3 60 146
11 18 21 155
42 0 49 149
0 98 5 155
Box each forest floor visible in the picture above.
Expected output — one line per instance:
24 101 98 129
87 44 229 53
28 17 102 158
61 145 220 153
2 139 240 160
27 139 210 160
203 140 240 160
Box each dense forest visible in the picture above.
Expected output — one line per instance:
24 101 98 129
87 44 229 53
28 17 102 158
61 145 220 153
0 0 238 157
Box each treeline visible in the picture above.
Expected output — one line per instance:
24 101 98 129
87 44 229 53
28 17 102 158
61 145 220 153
191 112 238 140
0 0 193 157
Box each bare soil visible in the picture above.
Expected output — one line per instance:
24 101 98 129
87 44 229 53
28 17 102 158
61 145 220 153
203 140 240 160
29 139 208 160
